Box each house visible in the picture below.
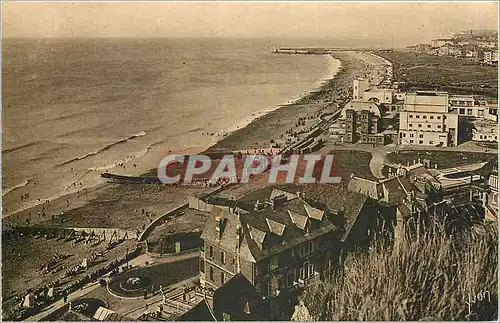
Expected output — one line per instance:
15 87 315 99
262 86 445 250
179 274 268 321
485 162 498 221
199 185 382 319
213 274 270 321
483 49 499 65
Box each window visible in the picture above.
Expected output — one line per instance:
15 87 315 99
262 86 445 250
416 115 420 119
440 142 444 146
430 115 434 119
410 140 414 144
399 133 403 138
409 123 413 127
410 133 414 138
261 280 270 297
287 271 294 287
270 255 279 272
427 124 431 128
209 245 213 258
403 133 406 137
200 260 205 273
419 140 423 144
437 125 441 129
418 124 422 128
221 251 225 264
221 272 225 284
300 261 314 280
437 116 441 120
429 141 434 145
419 134 423 138
305 240 314 255
409 114 413 118
459 108 465 114
423 115 427 119
467 109 473 115
209 266 214 281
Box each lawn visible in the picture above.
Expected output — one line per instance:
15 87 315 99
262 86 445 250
375 50 498 99
386 150 496 169
329 150 375 181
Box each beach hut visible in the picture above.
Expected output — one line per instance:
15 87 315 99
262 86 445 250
22 293 35 308
81 258 88 269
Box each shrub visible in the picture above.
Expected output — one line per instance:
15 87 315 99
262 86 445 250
301 219 498 320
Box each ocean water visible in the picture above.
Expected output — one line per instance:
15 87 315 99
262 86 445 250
2 37 340 216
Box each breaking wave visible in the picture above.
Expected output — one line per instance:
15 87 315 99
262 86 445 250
3 180 30 196
56 131 147 167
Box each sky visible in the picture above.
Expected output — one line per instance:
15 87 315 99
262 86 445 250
2 2 498 46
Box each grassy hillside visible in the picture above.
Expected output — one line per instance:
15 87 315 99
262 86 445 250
376 50 498 99
301 220 498 320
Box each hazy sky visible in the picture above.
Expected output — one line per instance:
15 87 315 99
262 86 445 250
2 2 498 46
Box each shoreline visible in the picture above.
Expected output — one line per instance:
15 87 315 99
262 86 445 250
2 54 341 220
2 51 380 228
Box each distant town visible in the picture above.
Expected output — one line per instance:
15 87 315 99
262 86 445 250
3 29 498 322
406 29 498 65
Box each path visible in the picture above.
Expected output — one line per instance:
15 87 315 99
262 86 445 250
26 254 153 321
325 141 497 180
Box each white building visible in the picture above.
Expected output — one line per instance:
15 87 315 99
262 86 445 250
449 94 498 121
362 88 395 105
398 91 459 147
472 120 498 142
353 78 370 101
431 38 453 47
483 49 498 64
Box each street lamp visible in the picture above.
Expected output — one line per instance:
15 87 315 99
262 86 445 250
126 248 129 269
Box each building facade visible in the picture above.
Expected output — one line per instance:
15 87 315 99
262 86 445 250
449 94 498 120
472 120 498 142
353 78 370 101
199 186 380 319
398 91 459 147
329 101 384 145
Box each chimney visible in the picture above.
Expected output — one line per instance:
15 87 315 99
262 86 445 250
235 225 243 274
254 200 260 212
217 217 227 240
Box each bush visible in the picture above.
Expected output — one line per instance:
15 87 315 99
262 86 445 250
301 219 498 320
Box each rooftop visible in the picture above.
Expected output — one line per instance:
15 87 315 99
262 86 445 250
201 185 367 262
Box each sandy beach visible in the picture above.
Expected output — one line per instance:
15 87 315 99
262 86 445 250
2 50 388 231
2 49 390 317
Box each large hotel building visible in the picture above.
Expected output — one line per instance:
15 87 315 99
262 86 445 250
398 91 459 147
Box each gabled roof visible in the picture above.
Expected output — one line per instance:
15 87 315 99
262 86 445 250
201 185 368 262
303 203 324 221
213 273 269 321
248 225 267 244
288 210 308 230
348 176 383 200
269 188 298 201
265 218 286 236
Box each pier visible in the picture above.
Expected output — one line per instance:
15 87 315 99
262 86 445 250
272 47 387 54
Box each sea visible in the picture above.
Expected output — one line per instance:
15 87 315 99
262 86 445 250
2 37 341 216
